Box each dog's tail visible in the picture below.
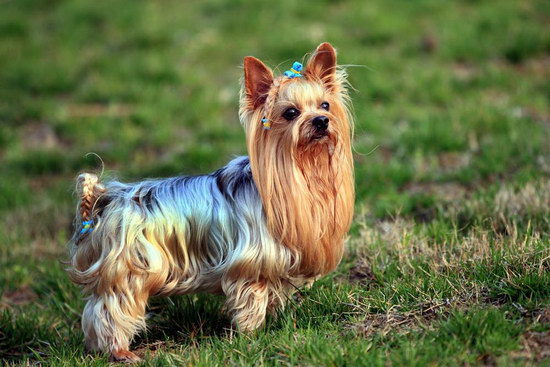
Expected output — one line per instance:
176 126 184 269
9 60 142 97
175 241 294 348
75 173 106 240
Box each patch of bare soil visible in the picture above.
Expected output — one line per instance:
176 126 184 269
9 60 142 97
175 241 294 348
438 152 471 172
349 299 452 338
404 182 468 202
348 258 377 286
536 309 550 324
1 285 37 309
452 62 477 82
514 55 550 77
353 312 421 337
20 122 69 151
419 33 438 54
515 330 550 363
133 341 167 360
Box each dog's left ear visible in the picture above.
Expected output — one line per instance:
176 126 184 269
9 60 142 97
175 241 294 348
305 42 338 90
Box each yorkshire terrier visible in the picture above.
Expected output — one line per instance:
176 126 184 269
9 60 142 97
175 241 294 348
67 42 355 362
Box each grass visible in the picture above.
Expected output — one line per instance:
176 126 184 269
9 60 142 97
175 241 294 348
0 0 549 365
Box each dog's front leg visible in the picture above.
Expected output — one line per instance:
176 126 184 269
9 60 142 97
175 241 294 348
222 278 270 331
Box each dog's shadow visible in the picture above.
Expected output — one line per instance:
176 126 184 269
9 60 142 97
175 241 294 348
130 280 349 356
131 291 300 355
132 293 230 351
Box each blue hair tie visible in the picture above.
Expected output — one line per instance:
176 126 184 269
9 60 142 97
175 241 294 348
261 117 271 130
284 62 303 78
80 220 94 235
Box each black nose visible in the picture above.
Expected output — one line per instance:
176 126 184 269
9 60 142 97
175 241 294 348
312 116 329 130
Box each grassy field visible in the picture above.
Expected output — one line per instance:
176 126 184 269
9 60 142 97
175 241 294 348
1 0 549 365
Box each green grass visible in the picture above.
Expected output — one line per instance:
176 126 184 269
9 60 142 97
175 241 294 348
1 0 549 365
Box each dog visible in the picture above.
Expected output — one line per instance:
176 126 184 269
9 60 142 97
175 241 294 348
67 42 355 362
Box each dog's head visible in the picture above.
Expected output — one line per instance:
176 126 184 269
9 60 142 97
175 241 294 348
240 42 352 159
238 43 355 276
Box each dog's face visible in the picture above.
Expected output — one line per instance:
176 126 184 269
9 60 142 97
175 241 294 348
271 79 341 150
240 42 351 157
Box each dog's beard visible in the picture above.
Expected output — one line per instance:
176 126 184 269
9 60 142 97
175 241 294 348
298 126 338 156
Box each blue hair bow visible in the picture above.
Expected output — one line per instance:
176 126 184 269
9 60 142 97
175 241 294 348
284 62 303 78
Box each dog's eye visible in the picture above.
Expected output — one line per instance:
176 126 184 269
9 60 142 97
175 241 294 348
321 102 330 111
282 108 300 121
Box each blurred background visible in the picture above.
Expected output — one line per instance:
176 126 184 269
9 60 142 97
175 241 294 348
0 0 548 363
1 0 548 219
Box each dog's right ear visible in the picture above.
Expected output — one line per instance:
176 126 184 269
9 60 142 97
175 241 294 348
305 42 338 91
244 56 273 109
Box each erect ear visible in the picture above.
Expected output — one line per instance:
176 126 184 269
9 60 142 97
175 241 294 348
244 56 273 109
305 42 337 89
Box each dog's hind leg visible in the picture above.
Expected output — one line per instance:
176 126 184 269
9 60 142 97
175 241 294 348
82 288 149 362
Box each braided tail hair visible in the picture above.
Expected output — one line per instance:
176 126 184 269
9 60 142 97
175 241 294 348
75 173 105 240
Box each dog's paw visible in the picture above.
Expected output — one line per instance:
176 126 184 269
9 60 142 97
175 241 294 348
110 349 141 363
